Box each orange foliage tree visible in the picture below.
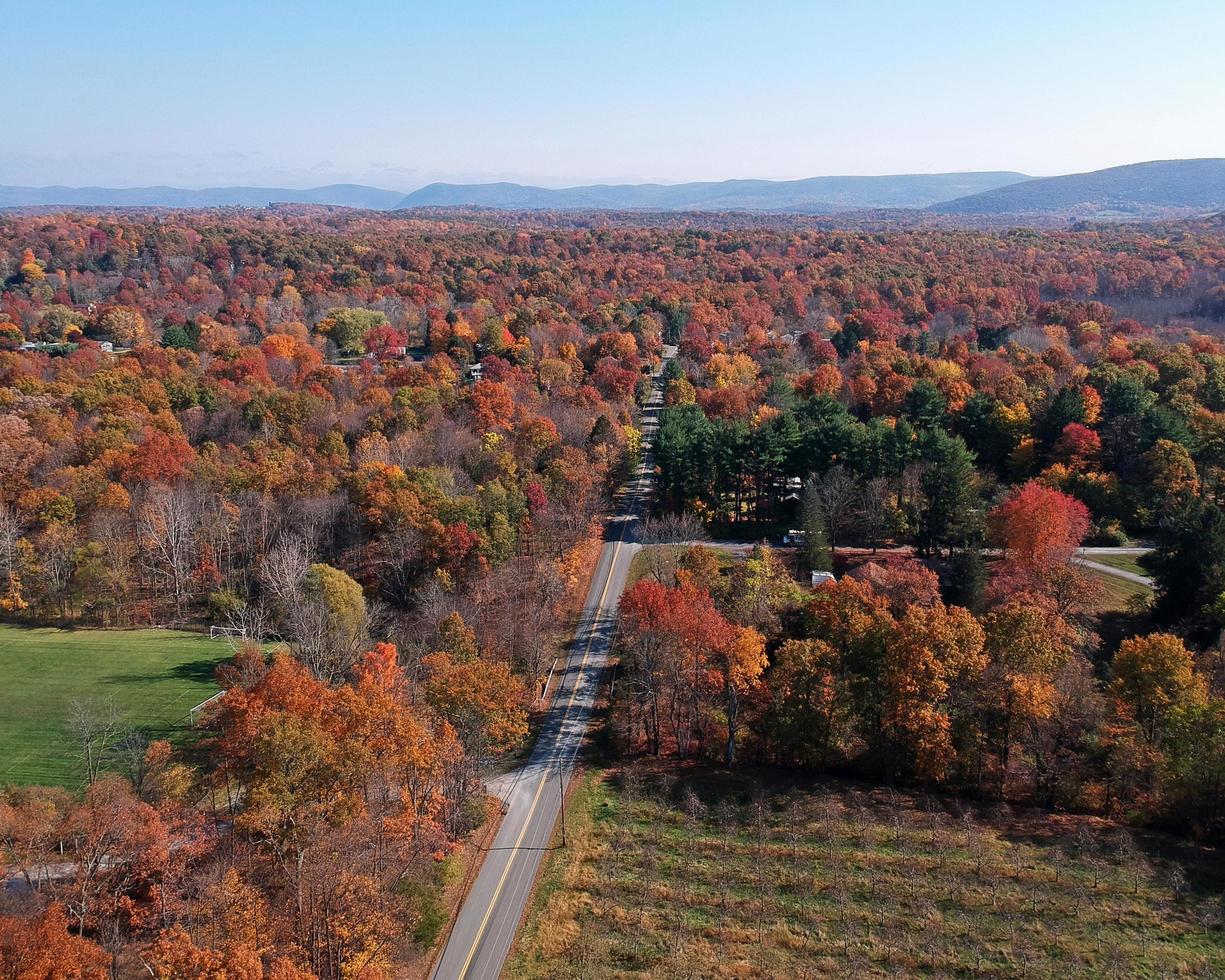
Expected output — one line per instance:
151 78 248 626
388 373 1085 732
618 580 766 764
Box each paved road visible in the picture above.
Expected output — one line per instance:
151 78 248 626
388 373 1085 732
1077 546 1152 555
1073 552 1154 587
1074 558 1152 586
430 349 671 980
686 541 1155 588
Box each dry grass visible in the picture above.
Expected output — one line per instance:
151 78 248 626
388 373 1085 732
626 544 735 588
509 765 1225 979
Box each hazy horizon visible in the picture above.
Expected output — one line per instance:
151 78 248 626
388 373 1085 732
0 166 1046 194
5 0 1224 190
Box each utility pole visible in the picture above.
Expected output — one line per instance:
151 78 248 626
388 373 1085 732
557 765 568 847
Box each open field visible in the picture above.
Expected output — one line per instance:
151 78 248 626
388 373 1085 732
510 766 1225 979
0 625 235 787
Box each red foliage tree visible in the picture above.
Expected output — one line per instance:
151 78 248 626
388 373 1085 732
988 480 1090 578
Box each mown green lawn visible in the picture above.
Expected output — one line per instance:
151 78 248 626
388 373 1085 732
0 625 235 787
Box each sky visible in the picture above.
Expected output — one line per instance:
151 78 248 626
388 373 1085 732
4 0 1224 190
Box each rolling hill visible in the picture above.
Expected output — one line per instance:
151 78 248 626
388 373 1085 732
931 158 1225 216
398 172 1032 212
0 183 407 210
5 160 1222 218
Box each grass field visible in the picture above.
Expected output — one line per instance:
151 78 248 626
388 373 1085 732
1083 567 1152 614
510 765 1224 978
0 625 236 787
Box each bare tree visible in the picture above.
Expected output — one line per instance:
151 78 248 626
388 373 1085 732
113 730 151 798
290 594 380 683
1071 878 1091 916
638 512 708 585
197 490 239 589
259 534 311 610
817 797 843 862
515 564 567 692
70 697 122 784
929 812 950 870
654 769 678 806
1165 863 1189 903
224 600 275 647
1011 325 1053 353
857 476 891 551
137 483 201 621
965 813 990 876
86 507 138 624
783 798 805 859
1196 900 1221 937
369 525 425 606
387 431 427 471
682 787 707 862
292 494 345 553
620 762 643 804
808 466 858 549
750 791 770 860
1115 831 1150 894
1008 841 1028 881
0 504 24 597
260 538 378 681
639 511 708 546
715 798 740 855
36 523 78 619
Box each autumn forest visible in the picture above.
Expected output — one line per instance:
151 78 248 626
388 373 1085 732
2 206 1225 976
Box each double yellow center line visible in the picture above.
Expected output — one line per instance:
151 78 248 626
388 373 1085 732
454 532 626 978
451 376 662 978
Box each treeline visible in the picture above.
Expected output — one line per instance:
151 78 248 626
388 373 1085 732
612 210 1225 846
617 534 1224 840
656 328 1225 550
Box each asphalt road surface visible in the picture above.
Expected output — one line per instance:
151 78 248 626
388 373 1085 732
430 349 671 980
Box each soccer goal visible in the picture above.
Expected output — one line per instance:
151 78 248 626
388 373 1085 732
187 689 226 726
208 625 245 640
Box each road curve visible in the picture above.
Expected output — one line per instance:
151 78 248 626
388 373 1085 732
430 349 670 980
1073 557 1154 587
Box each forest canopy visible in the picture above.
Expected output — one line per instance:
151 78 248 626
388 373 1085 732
3 206 1225 976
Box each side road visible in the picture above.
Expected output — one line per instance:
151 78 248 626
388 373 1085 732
684 540 1156 588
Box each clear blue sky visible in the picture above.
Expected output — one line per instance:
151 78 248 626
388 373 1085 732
5 0 1223 189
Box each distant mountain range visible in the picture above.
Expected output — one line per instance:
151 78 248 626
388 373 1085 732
397 172 1031 212
0 183 406 210
1 159 1222 218
0 173 1026 213
929 159 1225 216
